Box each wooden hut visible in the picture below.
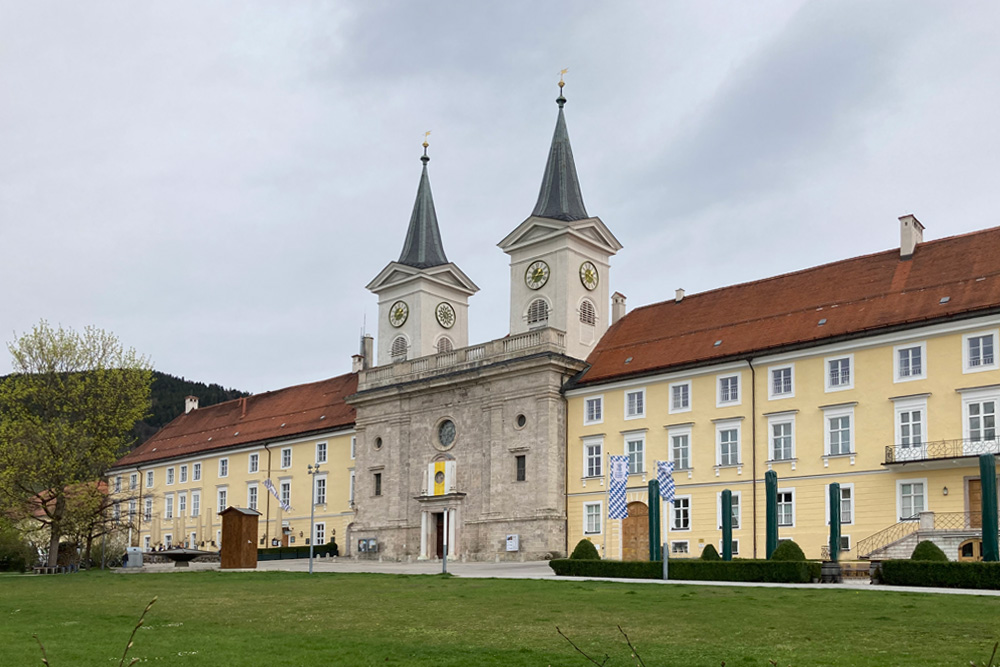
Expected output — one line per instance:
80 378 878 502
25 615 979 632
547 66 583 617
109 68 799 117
219 506 261 569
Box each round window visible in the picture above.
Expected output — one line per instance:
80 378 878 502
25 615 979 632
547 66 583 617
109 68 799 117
374 437 383 450
515 414 527 429
438 420 456 448
434 471 445 484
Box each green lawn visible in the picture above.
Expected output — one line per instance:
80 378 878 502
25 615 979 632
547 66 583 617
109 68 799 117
2 570 999 666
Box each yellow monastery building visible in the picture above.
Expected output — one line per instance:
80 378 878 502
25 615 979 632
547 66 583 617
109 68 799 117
107 88 1000 563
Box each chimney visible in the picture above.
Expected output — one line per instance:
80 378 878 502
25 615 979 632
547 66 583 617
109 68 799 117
362 335 374 369
611 292 627 325
675 288 685 303
185 396 199 414
351 354 364 373
899 214 924 259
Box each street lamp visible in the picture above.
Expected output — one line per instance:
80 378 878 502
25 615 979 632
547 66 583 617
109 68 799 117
307 463 322 574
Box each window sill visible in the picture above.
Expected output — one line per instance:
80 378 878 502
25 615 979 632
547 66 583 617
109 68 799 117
766 458 797 472
823 452 856 467
580 476 605 488
714 463 743 477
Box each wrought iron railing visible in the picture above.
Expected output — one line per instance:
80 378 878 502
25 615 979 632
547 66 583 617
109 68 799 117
884 438 1000 464
856 514 920 558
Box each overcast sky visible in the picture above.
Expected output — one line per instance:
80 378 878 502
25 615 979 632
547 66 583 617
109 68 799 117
3 1 999 394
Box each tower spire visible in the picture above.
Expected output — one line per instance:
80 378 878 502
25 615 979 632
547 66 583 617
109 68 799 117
531 70 589 222
398 133 449 269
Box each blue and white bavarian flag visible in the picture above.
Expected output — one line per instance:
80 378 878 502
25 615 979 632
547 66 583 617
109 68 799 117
608 455 629 519
657 460 675 503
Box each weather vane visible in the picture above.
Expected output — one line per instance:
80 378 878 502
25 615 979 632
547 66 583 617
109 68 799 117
422 131 431 160
559 68 568 89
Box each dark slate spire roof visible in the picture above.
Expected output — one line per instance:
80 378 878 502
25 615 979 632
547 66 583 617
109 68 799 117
398 152 449 269
531 92 589 222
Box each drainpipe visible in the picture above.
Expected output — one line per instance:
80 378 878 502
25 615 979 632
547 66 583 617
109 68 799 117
263 443 272 545
748 358 758 559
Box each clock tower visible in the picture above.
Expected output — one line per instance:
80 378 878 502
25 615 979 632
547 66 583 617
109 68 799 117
367 144 478 366
498 84 622 361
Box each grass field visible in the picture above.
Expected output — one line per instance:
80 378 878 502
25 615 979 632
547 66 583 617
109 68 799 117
3 570 1000 666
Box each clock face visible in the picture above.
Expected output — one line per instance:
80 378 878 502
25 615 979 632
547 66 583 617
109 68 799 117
436 302 456 329
580 261 599 291
389 301 408 327
524 260 550 290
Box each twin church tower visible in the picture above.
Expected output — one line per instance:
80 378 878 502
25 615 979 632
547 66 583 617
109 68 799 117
366 84 622 365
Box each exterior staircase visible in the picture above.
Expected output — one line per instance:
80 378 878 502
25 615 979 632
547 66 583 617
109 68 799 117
858 512 987 561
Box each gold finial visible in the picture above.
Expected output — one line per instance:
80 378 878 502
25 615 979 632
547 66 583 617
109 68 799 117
558 68 568 89
423 130 431 148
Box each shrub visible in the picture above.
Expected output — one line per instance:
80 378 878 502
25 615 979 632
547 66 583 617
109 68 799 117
0 520 35 572
770 540 806 561
549 558 817 583
911 540 948 562
880 560 1000 589
570 539 601 560
700 544 720 560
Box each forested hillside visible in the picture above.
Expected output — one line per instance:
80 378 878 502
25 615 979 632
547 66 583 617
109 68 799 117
131 372 250 445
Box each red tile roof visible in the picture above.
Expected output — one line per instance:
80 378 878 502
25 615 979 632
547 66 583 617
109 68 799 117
112 372 357 469
578 226 1000 386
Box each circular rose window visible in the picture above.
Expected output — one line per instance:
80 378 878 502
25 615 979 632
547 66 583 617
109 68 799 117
438 419 456 448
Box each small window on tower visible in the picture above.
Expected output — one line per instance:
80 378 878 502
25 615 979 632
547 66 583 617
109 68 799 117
580 299 596 325
437 337 453 353
527 299 549 327
390 336 407 361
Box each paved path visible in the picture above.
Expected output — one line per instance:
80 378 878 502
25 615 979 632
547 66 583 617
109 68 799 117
118 557 1000 596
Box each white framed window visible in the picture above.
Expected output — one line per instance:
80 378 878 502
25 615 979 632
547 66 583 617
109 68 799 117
670 541 689 554
963 388 999 443
964 330 998 373
776 489 795 527
144 498 152 522
668 426 691 470
189 532 197 549
314 522 326 546
584 396 604 425
672 495 691 530
350 436 357 459
217 487 228 512
894 342 926 381
583 436 603 478
895 398 927 452
349 470 356 505
128 499 137 517
768 364 794 399
192 463 201 481
625 388 645 419
164 534 173 548
716 420 741 467
129 473 138 490
248 484 259 511
825 483 855 525
840 535 851 552
584 502 602 535
315 476 327 505
191 491 201 517
719 539 740 555
249 453 259 474
281 448 292 469
178 492 187 516
669 381 691 414
823 405 854 456
146 470 154 488
114 476 122 493
179 465 188 484
143 535 151 551
166 467 175 485
219 458 229 478
625 433 645 475
825 354 854 391
768 414 795 461
316 442 328 464
280 480 291 508
716 490 741 530
717 373 740 406
164 494 174 519
897 478 927 520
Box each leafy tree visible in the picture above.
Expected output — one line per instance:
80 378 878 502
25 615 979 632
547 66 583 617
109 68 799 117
0 321 152 567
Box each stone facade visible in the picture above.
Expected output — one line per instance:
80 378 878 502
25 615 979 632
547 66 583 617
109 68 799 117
347 328 586 561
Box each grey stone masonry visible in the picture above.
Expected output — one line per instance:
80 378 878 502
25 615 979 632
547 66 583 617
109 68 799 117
347 328 586 561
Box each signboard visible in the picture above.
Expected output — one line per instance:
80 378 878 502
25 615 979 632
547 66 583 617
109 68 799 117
506 534 519 552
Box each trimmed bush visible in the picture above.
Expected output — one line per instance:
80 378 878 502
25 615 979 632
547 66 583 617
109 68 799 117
770 540 806 561
880 560 1000 589
570 539 601 560
700 544 721 560
910 540 948 562
549 558 819 583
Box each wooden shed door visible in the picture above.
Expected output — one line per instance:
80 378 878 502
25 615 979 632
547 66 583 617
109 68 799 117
622 502 649 561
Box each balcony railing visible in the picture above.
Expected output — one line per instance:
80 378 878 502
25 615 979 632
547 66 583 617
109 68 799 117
857 511 995 558
884 438 1000 464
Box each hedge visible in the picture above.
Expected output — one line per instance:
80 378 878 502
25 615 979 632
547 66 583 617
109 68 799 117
879 560 1000 589
549 558 821 583
257 545 336 560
